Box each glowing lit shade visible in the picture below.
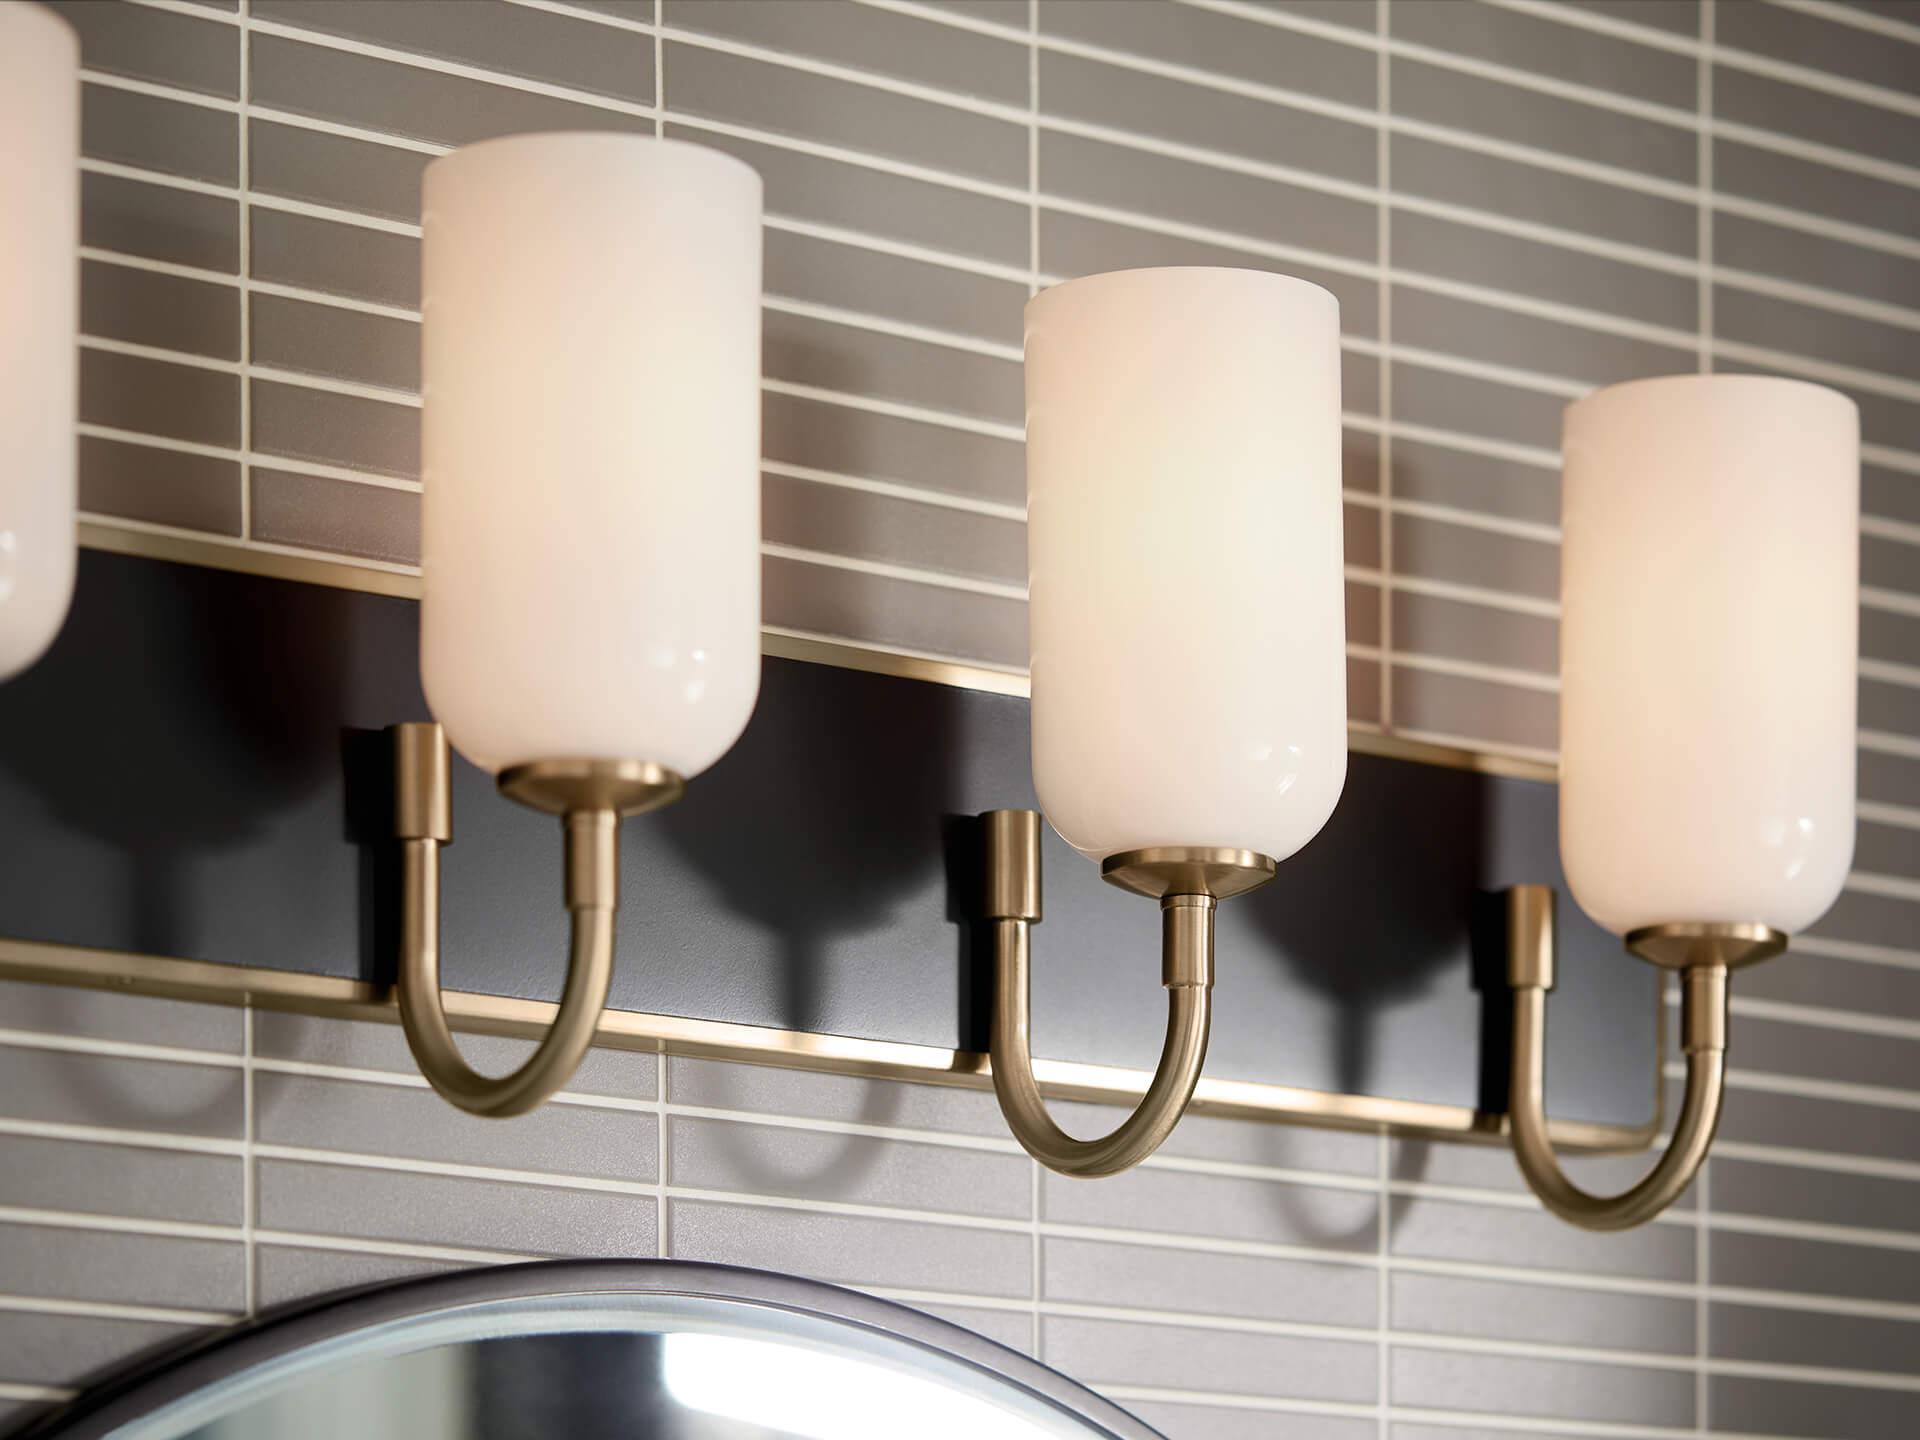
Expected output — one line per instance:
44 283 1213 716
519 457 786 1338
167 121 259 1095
663 1333 1062 1439
1560 375 1859 935
0 5 79 681
420 135 763 776
1025 267 1348 861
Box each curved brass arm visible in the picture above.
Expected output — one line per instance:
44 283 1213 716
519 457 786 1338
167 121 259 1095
1504 884 1783 1231
391 723 679 1119
981 809 1268 1178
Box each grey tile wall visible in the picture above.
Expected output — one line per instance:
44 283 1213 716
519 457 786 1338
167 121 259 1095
55 0 1916 761
16 2 1920 1437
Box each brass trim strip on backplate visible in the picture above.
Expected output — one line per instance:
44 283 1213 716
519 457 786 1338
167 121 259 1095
77 523 1557 783
0 935 1660 1153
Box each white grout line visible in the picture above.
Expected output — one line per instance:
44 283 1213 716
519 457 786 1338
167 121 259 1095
0 1382 78 1404
1777 0 1920 45
656 1043 669 1259
0 1294 237 1327
241 1003 257 1318
1377 0 1396 743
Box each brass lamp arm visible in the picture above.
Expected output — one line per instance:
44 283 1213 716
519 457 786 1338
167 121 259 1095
1503 884 1782 1231
983 809 1252 1178
390 723 678 1119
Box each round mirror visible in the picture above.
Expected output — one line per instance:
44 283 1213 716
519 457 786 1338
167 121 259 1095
24 1261 1160 1440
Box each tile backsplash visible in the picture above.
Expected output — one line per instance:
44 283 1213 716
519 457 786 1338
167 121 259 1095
56 0 1920 761
7 975 1920 1438
11 2 1920 1437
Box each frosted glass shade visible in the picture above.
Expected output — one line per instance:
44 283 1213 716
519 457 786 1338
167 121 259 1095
420 135 763 777
1560 375 1859 935
0 6 79 682
1026 268 1348 862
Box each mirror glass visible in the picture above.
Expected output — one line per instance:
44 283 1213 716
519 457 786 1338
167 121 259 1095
38 1266 1155 1440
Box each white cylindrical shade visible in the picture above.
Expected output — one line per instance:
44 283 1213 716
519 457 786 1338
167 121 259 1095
1560 375 1859 936
421 135 763 778
1026 268 1348 862
0 6 79 682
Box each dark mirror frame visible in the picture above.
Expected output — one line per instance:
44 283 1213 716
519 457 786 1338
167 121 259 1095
20 1259 1164 1440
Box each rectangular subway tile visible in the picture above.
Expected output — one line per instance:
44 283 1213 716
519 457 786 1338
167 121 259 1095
1390 56 1696 185
1709 1373 1920 1440
1713 1227 1920 1309
1391 284 1696 388
1716 1081 1920 1168
251 293 419 394
1391 665 1558 752
1727 1012 1920 1094
247 119 430 225
0 1134 240 1226
1043 1234 1378 1329
667 124 1030 271
766 470 1023 586
1392 209 1695 332
1391 131 1697 257
83 83 237 187
1714 138 1920 247
0 978 241 1053
1042 1314 1378 1406
1805 888 1920 959
246 467 419 566
663 40 1027 189
1039 0 1378 111
0 1045 243 1139
668 1114 1028 1219
1389 436 1561 527
1712 1299 1920 1381
250 33 652 150
81 349 239 451
1739 950 1920 1024
0 1222 243 1314
1722 0 1920 97
1349 653 1384 726
1348 579 1384 647
251 1013 658 1100
1718 283 1920 382
762 551 1025 668
666 1055 1005 1137
667 1197 1030 1298
1390 1345 1694 1429
667 0 1029 106
912 1301 1032 1354
1862 609 1920 674
1862 682 1920 754
1866 533 1920 595
1393 510 1560 599
83 171 240 275
51 0 239 98
1041 129 1379 265
249 379 419 480
764 308 1023 427
255 1244 471 1311
1717 64 1920 175
1040 1160 1380 1252
1715 211 1920 315
253 0 655 102
0 1311 195 1390
1860 747 1920 810
255 1072 657 1182
1391 362 1567 455
1389 1193 1693 1281
1391 1270 1693 1354
1039 209 1380 337
1037 1094 1381 1177
766 226 1026 347
249 209 419 311
1864 459 1920 523
256 1157 655 1256
1037 47 1378 187
1391 590 1558 676
82 259 240 361
1394 0 1695 109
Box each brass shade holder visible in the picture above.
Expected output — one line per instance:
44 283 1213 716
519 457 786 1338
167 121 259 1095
982 810 1277 1177
1504 884 1787 1230
391 722 684 1118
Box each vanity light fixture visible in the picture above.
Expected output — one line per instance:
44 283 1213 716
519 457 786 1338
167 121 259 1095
391 134 763 1116
1505 374 1859 1228
0 5 78 682
983 267 1350 1176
